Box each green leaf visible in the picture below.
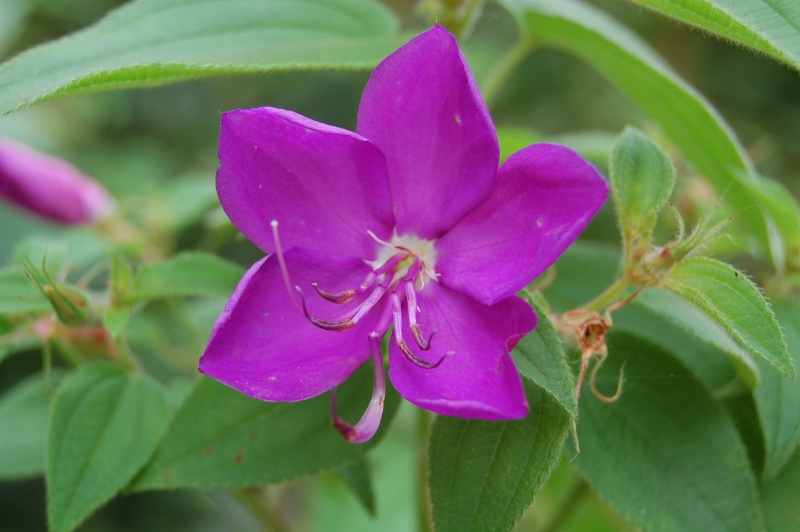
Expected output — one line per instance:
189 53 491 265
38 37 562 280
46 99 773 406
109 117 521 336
575 333 764 531
428 380 570 532
0 0 404 115
0 371 63 479
622 0 800 71
632 287 759 387
335 458 376 516
131 365 399 490
761 449 800 530
755 299 800 480
498 0 783 259
609 127 675 255
47 363 169 532
0 266 50 314
514 292 576 417
126 251 244 303
662 257 794 379
612 298 744 392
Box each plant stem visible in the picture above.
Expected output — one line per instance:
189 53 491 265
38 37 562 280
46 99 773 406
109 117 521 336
580 277 632 312
481 38 534 109
417 408 434 532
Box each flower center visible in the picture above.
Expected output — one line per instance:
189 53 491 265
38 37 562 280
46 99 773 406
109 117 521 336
368 231 439 291
270 221 447 442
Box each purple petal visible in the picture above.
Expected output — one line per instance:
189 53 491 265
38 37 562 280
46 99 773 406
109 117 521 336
199 248 381 402
217 108 394 258
0 138 113 225
357 26 499 239
388 282 534 420
436 144 608 306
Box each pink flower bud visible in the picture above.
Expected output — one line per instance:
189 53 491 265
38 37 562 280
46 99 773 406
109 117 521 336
0 137 114 224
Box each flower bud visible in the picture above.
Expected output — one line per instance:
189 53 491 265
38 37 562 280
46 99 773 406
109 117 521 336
0 137 114 224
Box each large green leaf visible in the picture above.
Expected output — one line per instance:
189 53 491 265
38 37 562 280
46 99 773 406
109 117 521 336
632 287 759 387
575 333 764 531
498 0 796 261
514 293 576 417
612 299 744 392
755 299 800 480
0 371 63 479
126 251 244 303
335 458 376 516
428 380 570 532
132 366 399 490
623 0 800 71
662 257 794 379
0 0 404 115
47 363 169 532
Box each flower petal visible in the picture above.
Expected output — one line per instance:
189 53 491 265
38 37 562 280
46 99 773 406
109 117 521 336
0 138 113 224
436 144 608 306
388 283 534 420
199 248 380 402
357 26 499 239
217 107 394 258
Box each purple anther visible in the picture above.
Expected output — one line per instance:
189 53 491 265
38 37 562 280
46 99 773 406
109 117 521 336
397 339 447 369
332 332 386 443
410 323 434 351
312 283 357 304
296 287 355 332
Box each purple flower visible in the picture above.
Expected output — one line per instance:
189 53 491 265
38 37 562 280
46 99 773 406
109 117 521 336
0 138 114 224
199 27 607 442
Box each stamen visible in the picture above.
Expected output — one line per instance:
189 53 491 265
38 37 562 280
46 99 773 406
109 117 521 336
391 293 446 369
374 253 405 276
351 282 389 324
366 229 394 248
295 287 354 332
410 324 435 351
270 220 303 314
403 264 433 350
397 339 448 369
312 283 356 304
332 332 386 443
358 271 377 293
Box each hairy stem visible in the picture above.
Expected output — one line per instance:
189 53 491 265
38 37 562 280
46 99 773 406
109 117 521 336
580 277 633 312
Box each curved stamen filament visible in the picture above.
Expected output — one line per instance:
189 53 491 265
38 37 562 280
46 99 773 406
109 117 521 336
391 292 447 369
296 287 354 332
410 324 434 351
403 265 433 351
332 332 386 443
312 283 356 304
